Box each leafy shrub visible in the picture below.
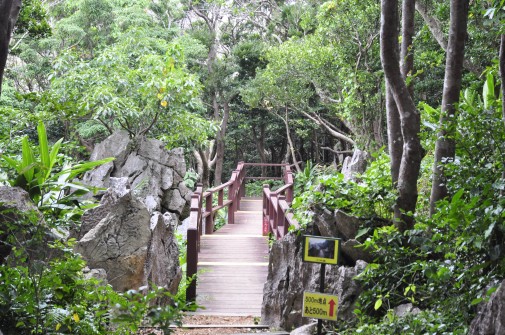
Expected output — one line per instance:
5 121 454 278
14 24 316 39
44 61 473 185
0 206 192 335
245 179 284 197
291 151 395 229
332 75 505 334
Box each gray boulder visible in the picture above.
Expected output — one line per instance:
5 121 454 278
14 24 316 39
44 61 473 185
0 187 38 263
75 178 181 294
313 207 372 265
261 233 366 331
468 280 505 335
83 132 191 217
146 212 182 301
0 186 60 264
290 322 317 335
393 303 421 317
83 267 108 284
341 149 369 181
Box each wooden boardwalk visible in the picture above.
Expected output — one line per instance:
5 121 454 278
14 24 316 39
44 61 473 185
195 198 269 316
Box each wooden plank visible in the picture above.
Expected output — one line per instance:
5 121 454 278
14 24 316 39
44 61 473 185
195 198 269 315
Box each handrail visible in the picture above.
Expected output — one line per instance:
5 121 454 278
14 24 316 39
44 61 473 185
186 161 298 302
262 165 300 240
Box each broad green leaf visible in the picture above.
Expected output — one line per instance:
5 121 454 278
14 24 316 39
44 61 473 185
37 121 50 174
374 298 383 310
2 155 22 174
355 227 370 239
21 137 35 183
451 189 465 205
57 157 115 181
483 73 495 110
47 138 64 179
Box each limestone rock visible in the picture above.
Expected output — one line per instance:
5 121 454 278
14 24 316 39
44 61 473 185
341 150 369 181
313 207 372 265
146 212 182 299
90 130 130 161
0 187 38 263
341 239 374 263
393 303 421 317
75 181 181 293
83 267 108 284
468 280 505 335
0 186 59 264
82 132 191 218
290 322 317 335
261 233 366 331
334 210 362 240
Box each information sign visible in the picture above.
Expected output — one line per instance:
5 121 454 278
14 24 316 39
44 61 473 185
302 291 338 321
303 235 339 265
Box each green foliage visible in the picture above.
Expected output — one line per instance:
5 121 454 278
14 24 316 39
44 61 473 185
183 169 199 190
0 241 189 334
292 151 395 229
14 0 52 39
0 122 113 225
332 76 505 333
44 31 211 148
245 179 284 197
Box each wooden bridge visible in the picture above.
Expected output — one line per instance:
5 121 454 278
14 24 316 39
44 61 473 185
185 162 300 315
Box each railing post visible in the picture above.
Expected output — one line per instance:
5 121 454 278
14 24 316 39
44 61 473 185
270 192 278 238
228 170 238 225
286 171 294 203
205 192 213 234
186 227 198 302
278 195 286 237
262 184 270 236
233 169 242 211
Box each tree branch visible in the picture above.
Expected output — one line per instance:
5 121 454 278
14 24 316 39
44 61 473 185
299 110 356 146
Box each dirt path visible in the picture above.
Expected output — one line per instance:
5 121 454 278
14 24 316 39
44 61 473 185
139 315 285 335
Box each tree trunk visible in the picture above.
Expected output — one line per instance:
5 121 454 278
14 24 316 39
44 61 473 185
0 0 21 97
194 148 210 189
213 101 230 186
429 0 469 215
500 34 505 128
401 0 415 96
284 106 301 173
251 124 267 177
381 0 424 232
415 1 479 75
386 83 403 185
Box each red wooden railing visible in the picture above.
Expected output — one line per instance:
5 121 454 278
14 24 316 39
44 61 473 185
186 162 299 302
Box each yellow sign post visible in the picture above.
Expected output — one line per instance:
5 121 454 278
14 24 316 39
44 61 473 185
302 292 338 322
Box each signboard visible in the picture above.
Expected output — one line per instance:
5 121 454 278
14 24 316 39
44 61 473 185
302 292 338 321
303 235 339 265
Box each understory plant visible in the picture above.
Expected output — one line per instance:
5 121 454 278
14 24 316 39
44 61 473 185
291 151 395 230
328 74 505 333
0 121 113 229
0 122 195 334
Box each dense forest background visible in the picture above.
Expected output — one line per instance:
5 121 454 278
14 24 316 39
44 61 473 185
1 0 505 334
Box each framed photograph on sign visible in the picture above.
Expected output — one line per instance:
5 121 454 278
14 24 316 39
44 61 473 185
303 235 339 265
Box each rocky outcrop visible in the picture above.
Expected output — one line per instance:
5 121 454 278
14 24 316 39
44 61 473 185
290 322 317 335
83 131 191 218
0 187 38 263
261 233 366 331
341 149 369 181
75 178 181 294
468 280 505 335
0 186 60 264
313 207 373 265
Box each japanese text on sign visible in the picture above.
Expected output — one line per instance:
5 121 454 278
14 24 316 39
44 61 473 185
302 291 338 321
